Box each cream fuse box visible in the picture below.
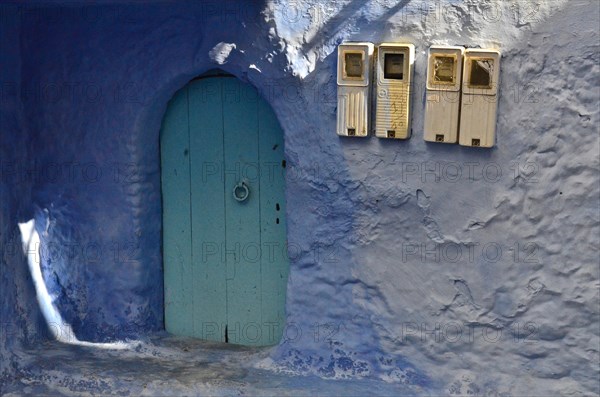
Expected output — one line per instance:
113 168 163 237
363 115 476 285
459 49 501 147
336 42 374 137
374 43 415 139
423 46 464 143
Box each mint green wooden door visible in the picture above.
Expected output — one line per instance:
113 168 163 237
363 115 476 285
161 74 288 346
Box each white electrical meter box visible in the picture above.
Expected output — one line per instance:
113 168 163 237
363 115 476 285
423 46 464 143
336 42 374 137
375 43 415 139
459 49 501 147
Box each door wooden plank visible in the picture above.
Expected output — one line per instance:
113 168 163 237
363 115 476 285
161 87 194 337
222 78 263 346
258 97 289 346
188 78 228 342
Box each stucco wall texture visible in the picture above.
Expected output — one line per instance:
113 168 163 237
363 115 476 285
1 1 599 396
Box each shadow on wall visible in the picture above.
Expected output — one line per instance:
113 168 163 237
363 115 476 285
18 0 431 382
16 0 274 343
302 0 412 54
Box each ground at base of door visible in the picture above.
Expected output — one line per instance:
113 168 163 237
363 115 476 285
2 333 422 397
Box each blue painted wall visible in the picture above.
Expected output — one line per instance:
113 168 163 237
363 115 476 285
1 0 598 394
1 4 47 383
4 0 400 376
14 1 255 340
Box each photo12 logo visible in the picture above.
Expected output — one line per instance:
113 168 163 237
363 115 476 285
400 241 539 264
399 161 540 184
399 321 538 344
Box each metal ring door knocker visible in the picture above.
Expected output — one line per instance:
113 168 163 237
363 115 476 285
233 180 250 202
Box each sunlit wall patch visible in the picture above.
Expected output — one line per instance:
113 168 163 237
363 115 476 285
18 218 129 350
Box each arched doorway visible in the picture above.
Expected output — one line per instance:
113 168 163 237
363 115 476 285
160 71 289 346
